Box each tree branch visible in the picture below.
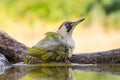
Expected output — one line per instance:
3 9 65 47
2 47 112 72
70 48 120 64
0 30 120 64
0 30 28 63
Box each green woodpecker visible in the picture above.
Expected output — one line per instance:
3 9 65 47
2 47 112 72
26 18 84 64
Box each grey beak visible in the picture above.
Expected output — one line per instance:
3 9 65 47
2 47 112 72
73 18 85 26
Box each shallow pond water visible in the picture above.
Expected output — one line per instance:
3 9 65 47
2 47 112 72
0 64 120 80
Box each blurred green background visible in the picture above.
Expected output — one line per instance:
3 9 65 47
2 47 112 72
0 0 120 53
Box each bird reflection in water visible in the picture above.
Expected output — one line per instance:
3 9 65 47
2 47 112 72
21 67 75 80
0 65 75 80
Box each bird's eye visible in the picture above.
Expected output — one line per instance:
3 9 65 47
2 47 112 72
65 23 72 27
65 23 69 27
65 23 73 32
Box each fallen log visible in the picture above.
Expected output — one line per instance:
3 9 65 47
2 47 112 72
70 48 120 64
0 30 28 63
0 30 120 64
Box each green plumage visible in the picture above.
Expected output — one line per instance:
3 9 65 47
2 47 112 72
24 18 84 64
26 32 69 64
45 32 58 39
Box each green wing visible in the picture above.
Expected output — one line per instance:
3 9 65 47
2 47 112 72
27 32 68 62
27 45 67 62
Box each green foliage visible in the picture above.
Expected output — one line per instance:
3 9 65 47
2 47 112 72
0 0 120 28
0 0 96 20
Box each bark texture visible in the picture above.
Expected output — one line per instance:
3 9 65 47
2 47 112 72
70 48 120 64
0 30 28 63
0 30 120 64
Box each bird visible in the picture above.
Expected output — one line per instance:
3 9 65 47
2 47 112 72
25 18 84 64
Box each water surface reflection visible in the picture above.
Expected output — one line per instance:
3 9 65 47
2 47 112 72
0 64 120 80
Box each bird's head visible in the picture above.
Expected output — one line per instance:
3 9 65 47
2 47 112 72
58 18 85 37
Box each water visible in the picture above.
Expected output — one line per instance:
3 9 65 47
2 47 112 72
0 63 120 80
